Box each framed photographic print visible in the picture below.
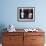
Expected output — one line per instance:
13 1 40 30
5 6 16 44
17 7 35 22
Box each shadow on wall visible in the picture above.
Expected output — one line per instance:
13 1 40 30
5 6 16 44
0 24 7 43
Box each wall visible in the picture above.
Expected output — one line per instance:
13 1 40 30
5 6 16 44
0 0 46 30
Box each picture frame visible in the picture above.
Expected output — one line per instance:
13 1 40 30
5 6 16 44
17 7 35 22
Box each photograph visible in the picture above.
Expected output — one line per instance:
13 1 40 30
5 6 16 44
17 7 35 22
